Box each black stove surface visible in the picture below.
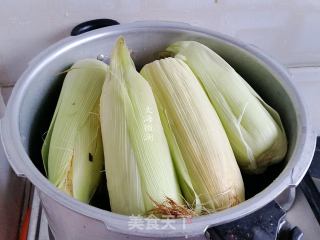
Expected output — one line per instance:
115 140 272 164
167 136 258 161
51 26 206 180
310 137 320 179
206 137 320 240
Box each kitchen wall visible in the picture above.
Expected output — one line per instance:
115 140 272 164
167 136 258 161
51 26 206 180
1 0 320 86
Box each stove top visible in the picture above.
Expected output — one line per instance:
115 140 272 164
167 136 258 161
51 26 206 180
21 138 320 240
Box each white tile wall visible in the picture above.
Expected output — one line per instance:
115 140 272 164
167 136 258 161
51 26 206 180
290 67 320 133
1 0 320 85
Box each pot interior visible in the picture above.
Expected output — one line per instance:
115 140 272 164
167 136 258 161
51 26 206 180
17 27 298 212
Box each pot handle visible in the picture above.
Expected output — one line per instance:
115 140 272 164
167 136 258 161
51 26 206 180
205 201 303 240
70 19 120 36
0 118 26 177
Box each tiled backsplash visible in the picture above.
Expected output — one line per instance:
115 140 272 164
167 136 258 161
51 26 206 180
1 0 320 86
290 67 320 134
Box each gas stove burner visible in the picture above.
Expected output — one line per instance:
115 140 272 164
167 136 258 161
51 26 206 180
207 201 303 240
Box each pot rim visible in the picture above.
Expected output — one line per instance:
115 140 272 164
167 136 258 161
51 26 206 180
1 21 316 237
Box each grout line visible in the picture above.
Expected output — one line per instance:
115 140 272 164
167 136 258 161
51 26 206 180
0 84 15 88
287 65 320 69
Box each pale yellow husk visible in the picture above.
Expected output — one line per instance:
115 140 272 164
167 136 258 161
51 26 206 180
141 58 245 212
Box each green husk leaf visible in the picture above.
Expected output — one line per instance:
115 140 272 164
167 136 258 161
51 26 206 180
167 41 287 173
42 59 108 203
100 37 183 215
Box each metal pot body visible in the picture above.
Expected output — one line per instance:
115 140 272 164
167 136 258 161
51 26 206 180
1 22 316 239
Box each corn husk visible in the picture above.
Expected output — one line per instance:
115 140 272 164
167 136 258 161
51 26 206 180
141 58 245 212
100 37 183 215
167 41 287 173
158 103 201 212
41 59 107 203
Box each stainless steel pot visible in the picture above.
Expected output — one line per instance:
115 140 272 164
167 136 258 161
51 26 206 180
1 21 317 240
